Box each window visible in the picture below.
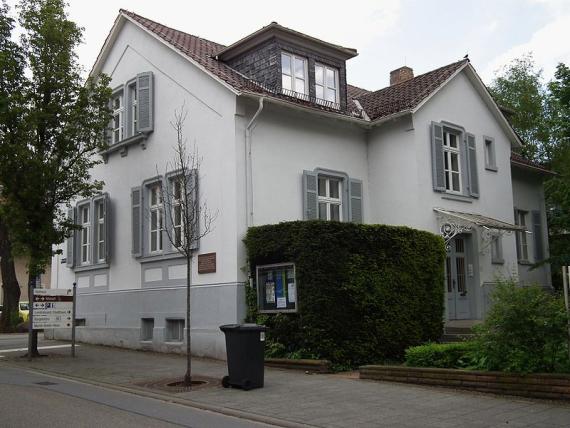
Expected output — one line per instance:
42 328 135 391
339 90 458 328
484 137 497 171
149 184 163 253
112 94 123 144
491 234 504 264
318 176 342 221
515 210 529 261
80 205 90 265
165 319 184 342
94 200 105 263
431 122 479 198
303 169 362 223
315 63 339 105
172 178 183 248
141 318 154 341
443 130 462 193
129 82 137 135
281 52 308 96
66 195 110 269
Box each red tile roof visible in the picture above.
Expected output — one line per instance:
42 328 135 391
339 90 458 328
120 10 469 123
354 60 468 121
511 152 554 174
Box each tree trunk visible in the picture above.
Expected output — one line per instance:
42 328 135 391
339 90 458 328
0 216 21 331
184 255 192 387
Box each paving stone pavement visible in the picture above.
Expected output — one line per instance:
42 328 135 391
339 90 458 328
2 342 570 427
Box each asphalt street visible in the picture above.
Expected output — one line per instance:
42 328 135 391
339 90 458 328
0 334 272 428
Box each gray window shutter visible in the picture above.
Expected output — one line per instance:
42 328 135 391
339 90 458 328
66 208 75 268
190 170 200 251
349 178 363 223
103 194 111 263
466 133 479 198
531 210 544 261
431 122 445 192
302 170 318 220
514 209 521 260
137 72 154 133
131 187 143 257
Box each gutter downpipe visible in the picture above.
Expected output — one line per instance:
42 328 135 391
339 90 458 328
245 97 264 229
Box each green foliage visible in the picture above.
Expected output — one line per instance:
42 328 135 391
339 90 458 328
0 0 112 277
489 54 550 161
405 342 475 369
245 221 446 368
470 281 570 373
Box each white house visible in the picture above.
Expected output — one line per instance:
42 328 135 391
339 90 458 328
49 10 552 359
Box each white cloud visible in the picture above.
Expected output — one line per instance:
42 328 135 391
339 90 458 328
482 13 570 82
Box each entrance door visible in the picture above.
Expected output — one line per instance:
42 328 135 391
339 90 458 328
446 236 471 320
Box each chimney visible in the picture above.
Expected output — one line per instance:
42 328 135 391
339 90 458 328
390 66 414 86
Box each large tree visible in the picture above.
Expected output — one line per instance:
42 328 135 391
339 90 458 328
489 54 551 162
0 0 111 354
0 1 26 329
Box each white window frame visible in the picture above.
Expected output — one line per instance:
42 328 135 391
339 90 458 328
129 82 138 136
281 52 308 96
112 93 124 144
484 136 497 171
317 176 343 221
79 205 90 265
171 177 184 248
149 184 163 254
95 200 105 263
516 210 529 261
315 63 340 105
442 130 462 194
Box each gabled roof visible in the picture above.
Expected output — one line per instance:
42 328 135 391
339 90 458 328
355 60 468 121
511 152 555 175
214 21 357 61
92 10 524 141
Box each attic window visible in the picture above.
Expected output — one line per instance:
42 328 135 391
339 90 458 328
281 52 308 96
315 63 339 105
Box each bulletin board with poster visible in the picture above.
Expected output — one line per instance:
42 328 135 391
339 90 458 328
256 263 297 313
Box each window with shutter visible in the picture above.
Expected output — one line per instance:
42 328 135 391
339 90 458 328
131 187 142 257
137 72 154 133
66 208 75 268
466 133 479 198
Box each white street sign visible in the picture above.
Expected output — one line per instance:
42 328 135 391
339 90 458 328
32 288 73 329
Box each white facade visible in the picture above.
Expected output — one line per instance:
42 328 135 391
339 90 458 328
50 13 551 358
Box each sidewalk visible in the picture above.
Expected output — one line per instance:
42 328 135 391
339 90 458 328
2 342 570 428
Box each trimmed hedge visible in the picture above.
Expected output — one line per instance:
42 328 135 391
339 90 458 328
245 221 446 368
405 342 475 369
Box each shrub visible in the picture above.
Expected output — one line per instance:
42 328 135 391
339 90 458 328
245 220 446 368
471 281 570 373
405 342 475 369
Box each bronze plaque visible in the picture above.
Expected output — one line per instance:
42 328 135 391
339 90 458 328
198 252 216 274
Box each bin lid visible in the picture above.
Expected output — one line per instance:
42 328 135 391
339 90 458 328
220 323 267 332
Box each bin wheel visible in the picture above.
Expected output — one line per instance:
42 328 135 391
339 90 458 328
242 379 252 391
222 376 230 388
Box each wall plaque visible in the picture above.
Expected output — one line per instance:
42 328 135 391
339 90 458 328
198 252 216 274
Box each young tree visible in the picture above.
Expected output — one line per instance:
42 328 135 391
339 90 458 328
0 0 111 355
159 106 216 387
0 1 25 330
489 54 551 162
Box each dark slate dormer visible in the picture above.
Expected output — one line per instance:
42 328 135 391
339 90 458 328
215 22 358 111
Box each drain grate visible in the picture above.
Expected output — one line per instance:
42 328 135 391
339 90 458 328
35 381 58 386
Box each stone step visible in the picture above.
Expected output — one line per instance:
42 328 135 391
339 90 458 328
440 334 474 343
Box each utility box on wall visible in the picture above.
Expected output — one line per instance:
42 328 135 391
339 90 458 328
256 263 297 313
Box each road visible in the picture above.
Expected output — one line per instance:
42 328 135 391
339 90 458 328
0 334 272 428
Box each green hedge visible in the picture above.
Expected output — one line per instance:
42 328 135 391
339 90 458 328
405 342 475 369
245 221 446 368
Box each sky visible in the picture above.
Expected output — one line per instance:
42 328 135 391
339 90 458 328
5 0 570 91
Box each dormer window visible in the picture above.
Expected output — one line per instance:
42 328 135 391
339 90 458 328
315 63 339 105
281 52 308 96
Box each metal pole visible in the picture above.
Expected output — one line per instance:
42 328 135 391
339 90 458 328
563 267 570 360
71 282 77 358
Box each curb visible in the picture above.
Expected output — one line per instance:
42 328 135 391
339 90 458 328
1 361 317 428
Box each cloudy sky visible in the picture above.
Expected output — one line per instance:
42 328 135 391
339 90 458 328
6 0 570 90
